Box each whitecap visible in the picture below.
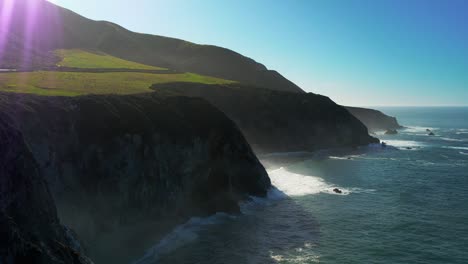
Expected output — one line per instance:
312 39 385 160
443 146 468 151
403 126 436 133
460 152 468 156
439 137 465 142
329 156 354 160
267 167 350 196
384 140 424 149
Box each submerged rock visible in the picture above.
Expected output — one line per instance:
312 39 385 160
428 132 435 136
385 129 398 135
333 188 343 194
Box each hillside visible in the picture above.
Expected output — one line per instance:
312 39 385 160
0 46 234 96
345 106 402 132
54 49 166 70
155 83 379 154
0 70 232 96
0 0 302 93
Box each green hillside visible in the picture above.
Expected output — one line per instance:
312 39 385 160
0 71 234 96
55 49 166 70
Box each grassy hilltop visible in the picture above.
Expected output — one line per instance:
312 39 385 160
55 49 166 70
0 49 234 96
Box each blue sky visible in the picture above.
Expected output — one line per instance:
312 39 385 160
49 0 468 106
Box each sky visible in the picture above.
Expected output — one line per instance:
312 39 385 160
48 0 468 106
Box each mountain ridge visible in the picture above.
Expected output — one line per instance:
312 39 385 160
0 0 304 93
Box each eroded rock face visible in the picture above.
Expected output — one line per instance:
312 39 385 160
345 106 402 133
154 83 379 154
0 113 92 264
0 92 270 263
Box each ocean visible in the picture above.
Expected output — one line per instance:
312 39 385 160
136 107 468 264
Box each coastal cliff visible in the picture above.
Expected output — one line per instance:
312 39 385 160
345 106 402 132
154 83 379 154
0 92 270 263
0 113 92 264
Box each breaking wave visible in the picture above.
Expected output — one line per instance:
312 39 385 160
403 126 437 133
268 167 352 196
444 146 468 151
384 140 424 149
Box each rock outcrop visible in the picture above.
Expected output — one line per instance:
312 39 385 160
154 83 379 154
385 129 398 135
0 113 92 264
345 106 402 132
0 92 270 263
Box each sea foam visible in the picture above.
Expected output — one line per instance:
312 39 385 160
384 140 424 149
403 126 437 133
444 146 468 151
134 167 363 263
268 167 351 196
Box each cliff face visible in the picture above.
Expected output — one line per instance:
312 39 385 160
0 113 92 264
0 92 270 263
345 106 402 132
154 83 379 154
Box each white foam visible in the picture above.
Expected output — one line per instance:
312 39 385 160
440 137 465 142
133 213 233 264
384 140 424 149
267 167 350 196
460 152 468 156
403 126 436 133
456 129 468 134
444 146 468 151
329 156 354 160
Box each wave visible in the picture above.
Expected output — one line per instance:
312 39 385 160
133 213 234 264
134 167 374 263
456 129 468 135
384 140 424 149
329 156 354 160
403 126 437 133
460 152 468 156
440 137 465 142
444 146 468 151
268 167 352 196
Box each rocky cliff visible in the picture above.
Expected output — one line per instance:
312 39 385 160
0 92 270 263
0 113 92 264
154 83 379 154
345 106 402 132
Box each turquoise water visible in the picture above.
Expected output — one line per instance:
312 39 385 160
139 107 468 264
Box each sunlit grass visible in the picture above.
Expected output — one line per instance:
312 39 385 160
55 49 166 70
0 71 234 96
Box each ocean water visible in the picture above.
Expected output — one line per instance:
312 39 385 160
137 107 468 264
